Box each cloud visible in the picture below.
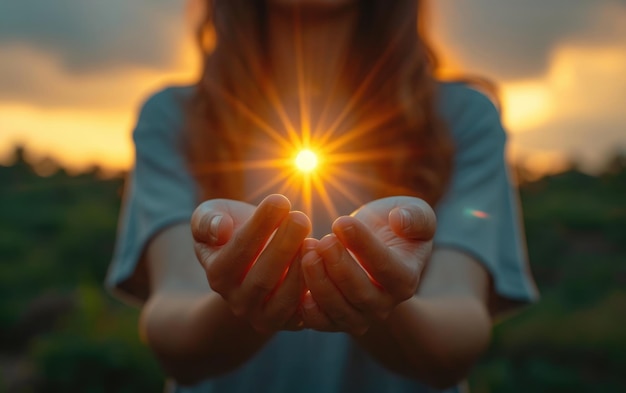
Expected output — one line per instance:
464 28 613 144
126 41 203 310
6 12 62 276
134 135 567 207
0 43 198 109
0 0 186 73
504 44 626 171
2 0 624 80
1 1 625 174
431 0 626 79
0 0 201 109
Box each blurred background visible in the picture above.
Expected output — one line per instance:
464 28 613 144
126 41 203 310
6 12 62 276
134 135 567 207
1 0 625 391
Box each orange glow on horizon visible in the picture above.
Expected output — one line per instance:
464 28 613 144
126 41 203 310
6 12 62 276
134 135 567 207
500 44 626 135
0 104 134 173
0 29 201 173
2 7 624 183
501 82 553 130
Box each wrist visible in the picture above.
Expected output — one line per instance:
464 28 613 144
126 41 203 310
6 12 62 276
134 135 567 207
141 291 214 357
142 291 273 382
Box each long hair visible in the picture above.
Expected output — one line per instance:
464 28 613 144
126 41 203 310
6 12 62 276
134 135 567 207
184 0 454 207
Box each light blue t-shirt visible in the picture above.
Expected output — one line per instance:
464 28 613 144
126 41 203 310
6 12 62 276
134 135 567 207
106 82 539 393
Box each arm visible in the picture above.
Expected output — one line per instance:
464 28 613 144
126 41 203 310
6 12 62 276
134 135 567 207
300 197 492 389
356 248 492 388
140 195 310 385
140 224 271 385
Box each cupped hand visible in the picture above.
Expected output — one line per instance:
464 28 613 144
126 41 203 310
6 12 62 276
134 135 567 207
300 196 436 335
191 194 311 333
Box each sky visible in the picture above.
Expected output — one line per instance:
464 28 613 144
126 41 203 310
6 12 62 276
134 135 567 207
1 0 625 176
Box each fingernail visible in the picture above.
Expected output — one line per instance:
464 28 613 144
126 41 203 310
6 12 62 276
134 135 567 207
266 203 281 215
400 208 412 231
341 224 355 237
209 215 222 243
302 291 317 310
308 257 326 280
266 197 290 215
318 235 338 252
303 239 317 252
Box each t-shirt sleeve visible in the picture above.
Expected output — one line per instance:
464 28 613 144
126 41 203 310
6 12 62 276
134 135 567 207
434 86 539 314
105 87 199 305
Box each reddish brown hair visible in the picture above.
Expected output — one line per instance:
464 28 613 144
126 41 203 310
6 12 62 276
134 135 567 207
185 0 454 207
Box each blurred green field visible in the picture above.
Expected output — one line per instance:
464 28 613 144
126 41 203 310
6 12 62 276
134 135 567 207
1 147 625 392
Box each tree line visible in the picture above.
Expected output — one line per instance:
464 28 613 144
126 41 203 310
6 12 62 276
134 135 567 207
1 146 625 392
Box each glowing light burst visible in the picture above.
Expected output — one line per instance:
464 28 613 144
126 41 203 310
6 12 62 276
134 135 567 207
295 149 319 173
196 8 410 223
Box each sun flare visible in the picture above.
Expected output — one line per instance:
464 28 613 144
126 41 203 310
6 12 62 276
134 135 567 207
194 10 408 224
295 149 319 173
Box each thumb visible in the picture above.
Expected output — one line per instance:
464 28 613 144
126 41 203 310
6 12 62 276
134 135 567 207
191 202 235 246
388 203 436 241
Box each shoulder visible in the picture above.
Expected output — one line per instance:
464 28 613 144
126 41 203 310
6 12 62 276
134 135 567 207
435 81 500 123
140 85 194 110
137 85 194 121
436 81 505 148
133 85 195 141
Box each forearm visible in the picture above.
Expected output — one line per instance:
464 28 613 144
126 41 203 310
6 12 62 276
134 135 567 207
140 291 271 385
356 296 492 389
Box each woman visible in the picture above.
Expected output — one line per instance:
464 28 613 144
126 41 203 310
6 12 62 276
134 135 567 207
107 0 539 392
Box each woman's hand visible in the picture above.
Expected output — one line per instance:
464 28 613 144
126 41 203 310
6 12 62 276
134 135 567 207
300 196 436 335
191 194 311 333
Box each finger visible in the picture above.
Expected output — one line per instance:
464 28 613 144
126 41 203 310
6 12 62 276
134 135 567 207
302 249 370 336
299 249 335 331
299 290 339 332
316 234 393 320
388 201 437 241
332 216 418 301
261 228 311 329
191 201 235 246
302 238 319 257
283 310 306 331
207 195 291 294
236 211 311 316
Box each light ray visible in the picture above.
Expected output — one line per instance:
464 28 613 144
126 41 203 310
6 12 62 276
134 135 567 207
302 174 313 221
217 87 292 151
330 165 396 195
190 158 293 176
277 170 304 197
311 62 343 140
323 148 404 165
234 37 301 147
311 173 339 220
321 172 363 208
263 81 301 147
317 25 409 145
246 167 295 202
322 106 402 152
209 26 297 152
293 7 312 146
